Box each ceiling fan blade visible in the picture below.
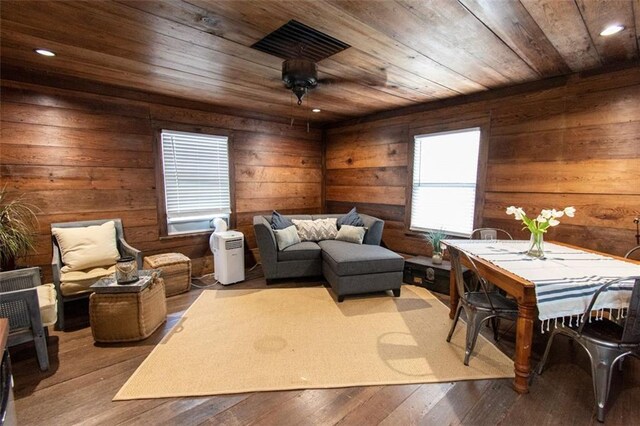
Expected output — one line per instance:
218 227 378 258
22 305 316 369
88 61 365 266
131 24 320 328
318 76 389 88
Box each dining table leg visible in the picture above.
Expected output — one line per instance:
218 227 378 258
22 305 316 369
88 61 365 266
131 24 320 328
514 301 536 393
449 267 459 319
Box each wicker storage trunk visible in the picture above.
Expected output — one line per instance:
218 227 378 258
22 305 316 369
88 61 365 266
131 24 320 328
143 253 192 297
89 278 167 343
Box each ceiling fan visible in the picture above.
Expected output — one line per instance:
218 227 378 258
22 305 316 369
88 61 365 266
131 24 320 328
282 57 318 105
251 20 389 105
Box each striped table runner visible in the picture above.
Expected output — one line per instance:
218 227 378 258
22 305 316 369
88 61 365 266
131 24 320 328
443 240 640 331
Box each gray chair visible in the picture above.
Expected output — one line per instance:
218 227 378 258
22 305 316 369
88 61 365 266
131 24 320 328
537 276 640 423
470 228 513 296
51 219 142 330
447 248 519 365
625 245 640 260
470 228 513 240
0 267 49 371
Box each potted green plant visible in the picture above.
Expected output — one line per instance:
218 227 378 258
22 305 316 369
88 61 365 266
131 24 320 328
425 229 447 264
0 187 39 271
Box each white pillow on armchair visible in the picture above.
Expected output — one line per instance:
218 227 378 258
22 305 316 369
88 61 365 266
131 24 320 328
51 221 120 272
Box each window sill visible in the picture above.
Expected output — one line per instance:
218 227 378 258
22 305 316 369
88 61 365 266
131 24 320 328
159 230 213 241
404 229 471 239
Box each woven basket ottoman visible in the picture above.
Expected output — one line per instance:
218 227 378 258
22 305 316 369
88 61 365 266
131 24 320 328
89 277 167 343
143 253 192 297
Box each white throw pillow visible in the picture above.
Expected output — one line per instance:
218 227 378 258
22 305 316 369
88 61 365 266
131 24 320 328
274 225 301 251
292 218 338 242
335 225 366 244
52 221 120 272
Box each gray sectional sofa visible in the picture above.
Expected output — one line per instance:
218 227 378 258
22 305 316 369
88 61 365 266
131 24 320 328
253 213 404 301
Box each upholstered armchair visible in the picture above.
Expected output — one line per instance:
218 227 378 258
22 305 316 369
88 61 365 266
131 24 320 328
51 219 142 330
0 267 57 371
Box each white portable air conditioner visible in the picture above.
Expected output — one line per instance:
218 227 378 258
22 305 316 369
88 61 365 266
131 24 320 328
210 230 245 285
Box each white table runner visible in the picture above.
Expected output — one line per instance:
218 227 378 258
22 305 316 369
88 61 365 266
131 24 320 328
443 240 640 330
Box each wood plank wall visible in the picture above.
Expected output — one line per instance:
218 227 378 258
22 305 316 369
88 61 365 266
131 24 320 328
0 77 322 281
325 66 640 257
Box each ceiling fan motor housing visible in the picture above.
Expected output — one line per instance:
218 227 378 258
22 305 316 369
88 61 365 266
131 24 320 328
282 59 318 89
282 59 319 104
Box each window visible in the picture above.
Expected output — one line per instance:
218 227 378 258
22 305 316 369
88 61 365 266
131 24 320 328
160 130 230 235
410 128 481 237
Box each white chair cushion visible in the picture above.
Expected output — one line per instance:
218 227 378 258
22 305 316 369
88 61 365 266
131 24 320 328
60 265 116 296
52 221 120 272
36 284 57 327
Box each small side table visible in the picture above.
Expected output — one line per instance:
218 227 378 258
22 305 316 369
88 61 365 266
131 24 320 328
89 270 167 343
403 256 469 294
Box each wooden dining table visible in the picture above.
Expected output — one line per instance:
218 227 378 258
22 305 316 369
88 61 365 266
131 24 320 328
443 239 640 394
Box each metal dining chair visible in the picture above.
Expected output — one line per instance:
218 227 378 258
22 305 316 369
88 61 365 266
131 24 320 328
536 276 640 423
446 248 519 365
470 228 513 241
625 245 640 260
470 227 514 299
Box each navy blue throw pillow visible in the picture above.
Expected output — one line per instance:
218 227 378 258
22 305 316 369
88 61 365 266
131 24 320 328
337 207 365 229
271 210 294 230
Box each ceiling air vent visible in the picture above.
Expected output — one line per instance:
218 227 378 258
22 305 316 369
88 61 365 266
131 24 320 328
251 20 350 62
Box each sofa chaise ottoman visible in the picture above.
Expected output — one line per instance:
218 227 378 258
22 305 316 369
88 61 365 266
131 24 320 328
253 213 404 301
319 240 404 302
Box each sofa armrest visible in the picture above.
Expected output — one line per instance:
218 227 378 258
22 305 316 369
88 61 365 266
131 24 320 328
253 216 278 278
359 214 385 246
119 238 143 268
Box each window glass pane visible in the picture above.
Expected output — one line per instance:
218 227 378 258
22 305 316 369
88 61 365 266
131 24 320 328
161 130 230 235
411 186 476 235
411 128 481 236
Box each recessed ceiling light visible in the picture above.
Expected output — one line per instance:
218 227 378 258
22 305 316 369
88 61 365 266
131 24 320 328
600 24 624 36
312 108 321 113
34 48 56 57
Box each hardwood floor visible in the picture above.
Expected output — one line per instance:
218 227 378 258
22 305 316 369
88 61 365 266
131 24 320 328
10 268 640 425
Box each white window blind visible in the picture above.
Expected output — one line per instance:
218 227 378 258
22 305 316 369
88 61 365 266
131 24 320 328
161 130 230 233
411 128 481 237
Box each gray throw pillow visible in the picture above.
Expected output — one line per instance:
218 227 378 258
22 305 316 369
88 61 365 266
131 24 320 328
271 210 294 230
335 225 366 244
273 225 301 251
337 207 365 229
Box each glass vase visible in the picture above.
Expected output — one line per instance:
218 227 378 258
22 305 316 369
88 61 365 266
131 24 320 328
527 232 545 258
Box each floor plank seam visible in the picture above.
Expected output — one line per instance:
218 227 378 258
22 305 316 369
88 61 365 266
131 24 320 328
332 385 389 425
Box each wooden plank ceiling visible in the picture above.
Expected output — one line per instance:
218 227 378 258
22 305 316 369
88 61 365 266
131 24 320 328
1 0 638 123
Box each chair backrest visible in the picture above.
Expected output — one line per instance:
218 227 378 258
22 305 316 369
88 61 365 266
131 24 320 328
448 248 497 311
625 245 640 260
578 276 640 344
50 218 125 258
622 277 640 344
0 267 41 331
470 228 513 240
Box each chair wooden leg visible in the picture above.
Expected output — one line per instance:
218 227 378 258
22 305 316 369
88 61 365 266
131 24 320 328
33 330 50 371
55 296 65 331
392 288 401 297
338 295 345 303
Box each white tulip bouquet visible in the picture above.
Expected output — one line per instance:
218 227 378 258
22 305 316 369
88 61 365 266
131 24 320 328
506 206 576 257
506 206 576 233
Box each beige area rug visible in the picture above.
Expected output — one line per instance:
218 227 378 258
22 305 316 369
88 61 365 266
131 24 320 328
114 286 514 400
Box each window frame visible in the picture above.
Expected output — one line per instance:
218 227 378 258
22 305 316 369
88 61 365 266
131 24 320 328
153 126 235 238
405 120 489 239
